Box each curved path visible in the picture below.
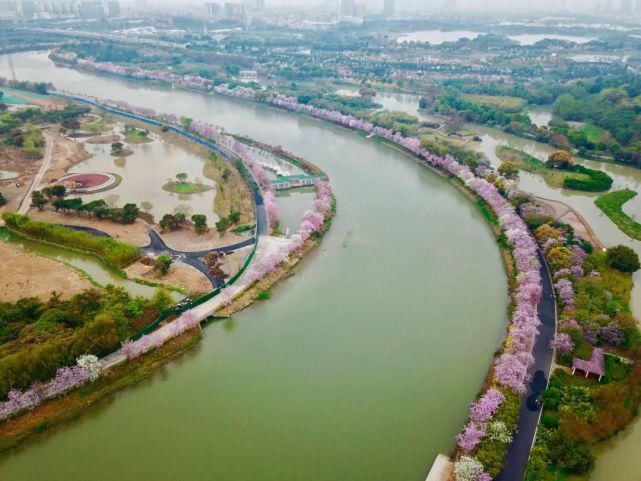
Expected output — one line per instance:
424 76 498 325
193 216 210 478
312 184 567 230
17 132 53 214
143 229 256 287
496 249 557 481
62 224 256 287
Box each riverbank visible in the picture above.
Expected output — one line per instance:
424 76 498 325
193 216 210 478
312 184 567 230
0 52 514 481
0 328 202 453
0 107 336 453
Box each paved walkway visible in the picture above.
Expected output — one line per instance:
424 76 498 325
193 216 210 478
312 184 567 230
18 131 53 214
495 249 557 481
100 234 292 370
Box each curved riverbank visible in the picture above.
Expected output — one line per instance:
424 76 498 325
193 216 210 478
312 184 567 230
0 51 509 481
0 121 336 453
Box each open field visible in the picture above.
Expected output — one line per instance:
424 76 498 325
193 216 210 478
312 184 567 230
0 239 93 302
461 94 527 112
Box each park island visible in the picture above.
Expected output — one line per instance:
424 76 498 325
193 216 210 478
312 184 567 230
2 4 641 481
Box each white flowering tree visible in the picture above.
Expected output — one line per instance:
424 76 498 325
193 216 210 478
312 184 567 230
76 354 102 381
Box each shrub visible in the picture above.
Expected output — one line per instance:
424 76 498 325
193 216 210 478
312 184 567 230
154 254 172 276
2 212 140 268
606 245 640 273
191 214 208 233
562 165 613 192
541 413 559 429
548 430 595 475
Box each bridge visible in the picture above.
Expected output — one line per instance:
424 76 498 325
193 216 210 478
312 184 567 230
272 173 327 190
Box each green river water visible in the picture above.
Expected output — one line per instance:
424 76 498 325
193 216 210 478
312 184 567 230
0 51 512 481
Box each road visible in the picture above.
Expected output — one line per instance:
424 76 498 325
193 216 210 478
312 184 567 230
495 249 557 481
18 131 53 214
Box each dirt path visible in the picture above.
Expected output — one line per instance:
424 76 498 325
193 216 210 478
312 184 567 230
18 132 53 214
535 195 605 250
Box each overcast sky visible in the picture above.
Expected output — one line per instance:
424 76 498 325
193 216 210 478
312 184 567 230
243 0 604 12
150 0 629 15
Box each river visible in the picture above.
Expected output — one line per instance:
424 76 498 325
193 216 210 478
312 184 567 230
334 82 641 480
0 51 509 481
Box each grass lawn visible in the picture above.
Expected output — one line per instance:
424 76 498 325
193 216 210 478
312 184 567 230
162 181 213 194
595 189 641 241
81 118 112 134
578 123 608 144
461 94 527 112
496 146 591 188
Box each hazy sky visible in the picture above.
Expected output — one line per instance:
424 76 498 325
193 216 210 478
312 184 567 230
158 0 608 12
241 0 604 12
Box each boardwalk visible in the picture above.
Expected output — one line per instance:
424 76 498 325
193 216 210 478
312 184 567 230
495 249 557 481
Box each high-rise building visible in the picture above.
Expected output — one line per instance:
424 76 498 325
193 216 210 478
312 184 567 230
621 0 633 13
205 1 222 17
242 0 264 10
107 0 119 16
383 0 394 17
354 2 365 16
79 0 104 18
340 0 355 16
224 2 244 20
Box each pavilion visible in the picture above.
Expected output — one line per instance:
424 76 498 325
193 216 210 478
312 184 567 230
572 347 605 382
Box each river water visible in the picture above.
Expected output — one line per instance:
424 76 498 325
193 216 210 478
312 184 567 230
333 82 641 480
0 52 509 481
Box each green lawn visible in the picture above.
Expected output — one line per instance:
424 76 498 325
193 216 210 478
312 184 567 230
461 94 527 112
595 189 641 241
162 181 212 194
579 123 608 144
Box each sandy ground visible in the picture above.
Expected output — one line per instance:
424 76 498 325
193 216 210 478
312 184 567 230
160 225 246 252
29 210 152 246
536 196 605 250
126 260 212 296
43 131 92 184
0 241 93 303
0 146 43 212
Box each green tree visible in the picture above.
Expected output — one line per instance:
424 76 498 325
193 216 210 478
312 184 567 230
191 214 208 233
0 192 6 207
121 203 139 223
50 184 66 198
228 211 241 224
606 245 640 273
154 254 173 276
176 172 188 184
216 217 230 234
31 191 48 210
